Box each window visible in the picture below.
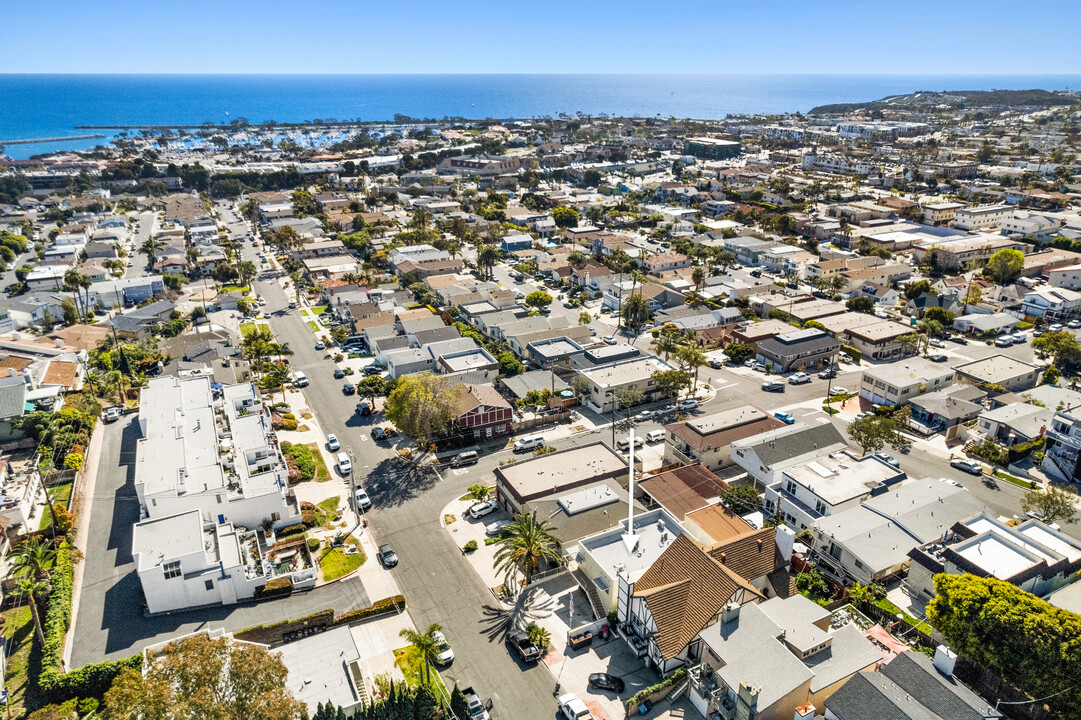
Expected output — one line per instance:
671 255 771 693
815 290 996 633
271 512 280 522
205 579 214 591
785 479 798 495
815 500 827 515
163 561 181 579
216 495 223 504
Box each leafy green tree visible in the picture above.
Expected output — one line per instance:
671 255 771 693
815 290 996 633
356 375 387 411
467 484 489 502
497 351 524 377
845 296 875 314
928 574 1081 719
578 311 592 325
17 577 48 646
984 248 1025 284
524 291 552 310
583 169 603 187
1033 331 1081 369
719 485 760 515
651 369 691 398
493 511 561 590
552 207 579 229
923 306 955 325
61 299 78 326
567 250 587 268
651 327 683 360
723 343 754 365
9 537 55 580
384 373 461 444
238 260 257 288
847 415 902 454
903 279 931 300
675 344 708 393
398 623 444 685
1022 485 1079 525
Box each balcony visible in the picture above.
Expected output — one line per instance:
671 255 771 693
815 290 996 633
776 487 823 521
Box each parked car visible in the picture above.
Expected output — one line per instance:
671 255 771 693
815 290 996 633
657 404 678 415
1069 320 1081 329
829 386 849 396
315 341 325 351
506 629 542 663
485 519 511 536
357 401 371 415
355 485 372 511
432 630 454 664
469 500 499 519
948 335 968 344
1049 323 1065 332
462 688 491 720
364 364 383 375
103 406 122 423
326 433 340 452
634 410 655 422
1010 332 1028 344
372 426 397 442
336 452 352 475
602 336 616 345
774 411 795 425
788 372 811 385
929 337 946 348
818 368 837 379
557 693 593 720
951 458 984 475
334 368 345 379
762 380 785 392
874 451 900 468
588 673 626 694
930 354 949 363
677 399 699 411
708 359 723 369
994 336 1013 348
343 383 356 395
378 543 398 567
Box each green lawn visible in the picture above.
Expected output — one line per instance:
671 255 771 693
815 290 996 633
221 284 250 293
994 470 1037 489
240 322 258 338
311 305 328 316
2 605 34 717
313 495 340 526
307 321 319 332
876 597 933 631
308 443 332 482
320 538 365 581
47 481 73 506
394 645 448 696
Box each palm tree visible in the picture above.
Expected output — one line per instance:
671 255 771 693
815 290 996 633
18 577 49 646
676 344 709 393
691 265 705 290
477 245 500 281
398 623 444 686
140 237 164 266
622 293 651 336
896 332 924 357
10 537 55 580
493 512 562 592
651 329 682 360
63 269 86 317
342 272 361 285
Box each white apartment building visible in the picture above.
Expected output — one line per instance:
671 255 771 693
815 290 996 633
859 358 955 406
952 204 1012 231
1021 286 1081 320
762 451 906 531
1043 410 1081 483
134 376 301 531
1049 264 1081 291
578 356 674 413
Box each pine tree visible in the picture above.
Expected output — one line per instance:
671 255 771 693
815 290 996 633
314 702 326 720
414 684 439 720
450 686 469 720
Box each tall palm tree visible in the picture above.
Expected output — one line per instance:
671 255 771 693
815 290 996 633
10 537 55 580
18 577 49 646
477 245 499 281
651 329 682 360
398 623 444 686
691 265 705 290
63 269 86 317
140 237 164 266
493 512 561 592
676 344 709 393
622 293 650 336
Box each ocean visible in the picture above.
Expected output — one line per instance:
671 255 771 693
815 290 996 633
2 73 1080 159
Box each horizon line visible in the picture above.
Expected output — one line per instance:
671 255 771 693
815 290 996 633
3 72 1080 78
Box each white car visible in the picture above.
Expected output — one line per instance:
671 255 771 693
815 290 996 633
788 372 811 385
326 433 340 451
469 500 499 519
558 693 593 720
103 406 122 422
677 399 699 411
485 519 511 536
433 630 454 664
354 485 372 511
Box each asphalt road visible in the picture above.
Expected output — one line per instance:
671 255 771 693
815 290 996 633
253 275 559 720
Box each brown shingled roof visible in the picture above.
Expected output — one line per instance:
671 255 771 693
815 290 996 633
0 356 33 373
633 534 761 660
707 526 779 583
42 360 79 389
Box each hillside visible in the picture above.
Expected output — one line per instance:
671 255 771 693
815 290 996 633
809 89 1077 115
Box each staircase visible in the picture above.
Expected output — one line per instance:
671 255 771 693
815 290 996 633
571 566 606 621
666 678 690 702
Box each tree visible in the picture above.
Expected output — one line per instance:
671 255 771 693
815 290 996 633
476 244 499 281
984 248 1025 285
583 169 603 187
615 387 643 412
525 622 551 651
928 574 1081 719
1033 331 1081 369
903 279 931 300
675 344 708 393
61 299 78 326
17 577 48 646
923 306 955 325
723 343 755 365
39 308 54 332
451 686 471 720
552 207 579 229
578 311 592 326
238 260 257 288
651 327 683 360
847 415 902 455
492 511 561 590
271 225 305 254
719 485 760 515
497 351 524 377
845 296 875 314
103 631 306 720
1022 485 1079 525
621 293 650 335
384 373 462 444
567 250 587 269
398 623 444 686
524 290 552 311
356 375 387 411
10 537 56 580
467 484 489 502
691 265 705 289
651 369 691 398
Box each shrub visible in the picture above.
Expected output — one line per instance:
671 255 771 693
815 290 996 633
78 698 99 715
332 596 406 625
282 443 316 481
840 344 862 363
282 413 296 420
276 523 306 539
307 538 321 553
63 452 83 471
301 509 317 527
281 418 298 431
254 577 294 599
463 540 478 553
624 668 687 715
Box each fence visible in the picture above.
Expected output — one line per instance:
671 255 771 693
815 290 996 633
954 657 1060 720
511 409 573 433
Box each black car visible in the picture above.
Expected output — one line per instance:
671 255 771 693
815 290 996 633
708 359 723 369
334 368 345 379
378 543 398 567
505 629 541 663
749 269 762 278
364 364 382 375
930 354 949 363
811 290 829 299
948 335 968 345
588 673 625 694
343 383 356 395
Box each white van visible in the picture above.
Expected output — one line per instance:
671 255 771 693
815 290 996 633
646 430 665 444
513 435 545 453
336 452 352 475
293 371 309 387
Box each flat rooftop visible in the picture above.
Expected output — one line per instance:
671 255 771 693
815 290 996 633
784 454 901 506
953 534 1041 580
686 405 765 434
861 358 954 387
580 508 684 584
132 510 205 571
579 357 667 388
276 625 361 715
497 442 627 502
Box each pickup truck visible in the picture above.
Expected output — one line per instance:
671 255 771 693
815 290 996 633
505 628 542 663
462 687 492 720
558 693 594 720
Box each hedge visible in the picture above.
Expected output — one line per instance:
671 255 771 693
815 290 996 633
234 597 406 645
624 667 687 715
282 443 316 482
332 596 406 626
254 577 294 599
840 344 862 363
36 544 142 701
276 523 306 539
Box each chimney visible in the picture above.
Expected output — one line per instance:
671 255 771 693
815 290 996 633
721 601 740 625
933 645 957 677
719 552 727 564
793 704 815 720
6 369 14 378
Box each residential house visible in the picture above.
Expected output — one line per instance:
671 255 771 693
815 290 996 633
954 354 1042 392
494 442 628 518
977 403 1052 446
664 406 787 471
1048 263 1081 291
1020 286 1081 321
842 320 915 362
952 312 1019 337
1043 410 1081 483
731 423 848 489
453 384 513 440
577 355 674 413
755 328 840 373
921 202 966 226
908 385 987 435
643 252 692 275
858 358 955 405
636 464 730 521
952 204 1012 231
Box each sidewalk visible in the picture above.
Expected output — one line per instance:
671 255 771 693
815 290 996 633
65 421 106 669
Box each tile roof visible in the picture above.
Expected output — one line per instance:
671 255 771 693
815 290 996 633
633 534 761 659
638 464 729 520
707 526 779 582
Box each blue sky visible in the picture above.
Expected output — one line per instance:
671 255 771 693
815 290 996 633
3 0 1079 74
